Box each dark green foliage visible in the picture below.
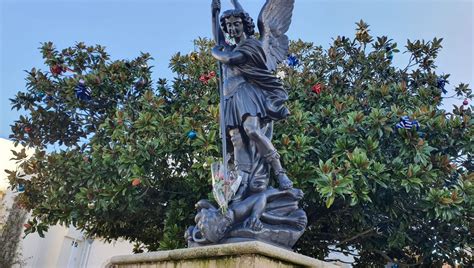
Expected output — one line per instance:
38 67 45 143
7 22 473 266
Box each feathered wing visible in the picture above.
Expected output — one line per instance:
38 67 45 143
258 0 295 71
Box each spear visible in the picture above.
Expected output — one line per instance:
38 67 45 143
213 2 228 181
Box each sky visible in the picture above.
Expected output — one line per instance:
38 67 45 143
0 0 472 140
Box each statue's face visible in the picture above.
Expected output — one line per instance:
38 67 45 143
196 208 229 243
225 16 244 38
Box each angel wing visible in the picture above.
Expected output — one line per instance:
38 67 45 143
257 0 295 71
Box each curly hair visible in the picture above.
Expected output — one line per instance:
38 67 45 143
220 9 255 36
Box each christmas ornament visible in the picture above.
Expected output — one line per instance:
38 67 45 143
50 64 64 76
463 99 469 106
190 52 198 61
87 202 95 209
199 71 216 84
24 127 32 133
199 74 209 84
311 83 323 94
18 184 25 193
276 70 286 79
437 78 448 94
385 46 393 61
287 55 299 67
74 79 92 101
187 130 198 140
132 178 141 186
396 116 419 131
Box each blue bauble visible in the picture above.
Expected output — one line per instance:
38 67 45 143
18 184 25 193
437 78 448 94
287 55 299 67
74 80 92 101
187 130 197 140
387 52 393 60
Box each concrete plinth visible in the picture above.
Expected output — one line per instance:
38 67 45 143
104 241 339 268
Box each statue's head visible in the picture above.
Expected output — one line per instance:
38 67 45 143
220 9 255 38
196 208 232 243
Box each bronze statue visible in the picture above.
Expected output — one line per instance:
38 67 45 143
186 0 307 249
212 0 293 191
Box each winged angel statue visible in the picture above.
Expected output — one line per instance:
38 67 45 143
185 0 307 249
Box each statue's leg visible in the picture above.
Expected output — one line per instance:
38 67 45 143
243 116 293 190
229 128 251 201
231 193 266 231
261 210 307 230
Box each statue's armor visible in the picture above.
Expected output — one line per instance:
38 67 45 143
223 64 246 98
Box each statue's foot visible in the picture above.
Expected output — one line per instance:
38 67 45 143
289 209 308 230
244 216 263 231
278 172 293 190
288 188 304 200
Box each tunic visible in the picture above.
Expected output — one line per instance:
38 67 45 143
222 37 289 129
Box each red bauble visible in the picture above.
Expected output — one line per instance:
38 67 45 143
209 71 216 78
50 65 64 76
463 99 469 106
199 74 208 84
312 83 323 94
132 178 141 186
24 127 32 133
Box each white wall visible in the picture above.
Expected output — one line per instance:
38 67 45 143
20 224 134 268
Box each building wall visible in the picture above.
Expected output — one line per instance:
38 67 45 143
19 224 134 268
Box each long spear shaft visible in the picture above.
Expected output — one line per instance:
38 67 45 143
214 12 228 180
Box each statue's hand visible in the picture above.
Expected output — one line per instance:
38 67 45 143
212 45 225 58
212 0 221 13
212 45 224 51
244 216 263 231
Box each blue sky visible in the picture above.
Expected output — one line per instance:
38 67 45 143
0 0 472 140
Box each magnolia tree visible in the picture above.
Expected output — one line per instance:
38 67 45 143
7 21 473 266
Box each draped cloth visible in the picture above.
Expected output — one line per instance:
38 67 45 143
224 37 289 129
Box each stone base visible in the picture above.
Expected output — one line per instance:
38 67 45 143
104 241 339 268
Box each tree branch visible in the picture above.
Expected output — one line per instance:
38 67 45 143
324 259 354 264
336 228 375 246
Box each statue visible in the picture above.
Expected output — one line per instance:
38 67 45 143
186 0 307 249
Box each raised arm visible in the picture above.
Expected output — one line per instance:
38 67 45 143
230 0 244 11
211 46 246 65
212 0 225 45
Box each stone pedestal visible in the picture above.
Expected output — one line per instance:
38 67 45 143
104 241 339 268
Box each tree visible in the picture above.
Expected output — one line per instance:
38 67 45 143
7 21 473 266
